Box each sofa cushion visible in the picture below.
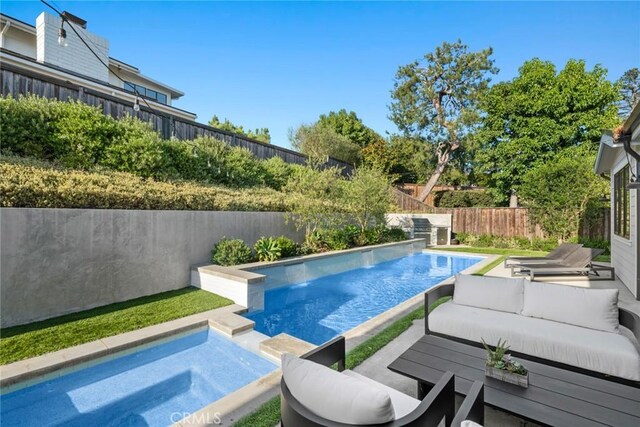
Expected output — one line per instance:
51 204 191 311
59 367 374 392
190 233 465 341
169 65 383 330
281 353 395 424
429 302 640 381
343 370 420 419
521 281 619 333
453 274 524 314
461 421 483 427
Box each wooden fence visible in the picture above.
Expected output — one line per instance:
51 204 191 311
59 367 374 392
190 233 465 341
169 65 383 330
392 189 610 240
0 63 352 172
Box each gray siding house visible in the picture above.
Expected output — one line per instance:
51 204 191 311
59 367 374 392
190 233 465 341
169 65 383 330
595 102 640 299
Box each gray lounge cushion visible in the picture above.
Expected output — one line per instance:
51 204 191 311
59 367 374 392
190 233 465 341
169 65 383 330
281 353 395 424
521 281 619 333
430 302 640 381
453 274 525 314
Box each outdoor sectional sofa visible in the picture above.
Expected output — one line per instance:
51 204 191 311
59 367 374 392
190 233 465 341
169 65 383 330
426 275 640 384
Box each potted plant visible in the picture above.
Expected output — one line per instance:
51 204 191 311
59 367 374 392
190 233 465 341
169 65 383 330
482 338 528 388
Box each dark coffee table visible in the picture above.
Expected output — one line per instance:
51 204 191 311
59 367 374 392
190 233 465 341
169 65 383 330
388 334 640 427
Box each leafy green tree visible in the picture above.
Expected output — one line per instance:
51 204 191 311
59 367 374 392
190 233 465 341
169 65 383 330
343 167 392 231
289 123 361 166
317 109 383 148
283 166 346 236
390 40 497 201
518 145 609 241
474 59 619 204
208 115 271 143
617 68 640 118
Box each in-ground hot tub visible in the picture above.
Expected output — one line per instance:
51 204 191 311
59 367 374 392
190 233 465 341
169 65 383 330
0 327 277 427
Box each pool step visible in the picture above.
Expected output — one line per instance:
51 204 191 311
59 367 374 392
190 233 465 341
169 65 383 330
208 312 255 337
259 333 315 362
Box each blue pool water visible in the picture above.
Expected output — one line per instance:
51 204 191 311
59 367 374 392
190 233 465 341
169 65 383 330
246 252 482 345
0 328 277 427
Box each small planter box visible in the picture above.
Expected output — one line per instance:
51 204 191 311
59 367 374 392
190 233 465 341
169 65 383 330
485 365 529 388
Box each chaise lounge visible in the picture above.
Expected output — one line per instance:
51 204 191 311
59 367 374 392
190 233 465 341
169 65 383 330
503 242 582 267
510 247 615 280
280 336 485 426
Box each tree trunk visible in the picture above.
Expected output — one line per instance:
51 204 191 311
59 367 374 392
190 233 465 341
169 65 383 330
418 155 448 202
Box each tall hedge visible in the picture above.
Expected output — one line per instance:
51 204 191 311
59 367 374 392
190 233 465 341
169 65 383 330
0 95 296 189
0 157 292 211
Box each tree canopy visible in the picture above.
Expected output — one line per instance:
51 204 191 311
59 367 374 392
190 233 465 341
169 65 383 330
208 115 271 143
617 68 640 118
289 123 361 166
317 109 383 148
390 40 497 201
473 59 619 204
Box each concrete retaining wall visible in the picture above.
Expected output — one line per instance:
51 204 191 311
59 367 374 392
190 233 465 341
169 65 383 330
0 208 303 328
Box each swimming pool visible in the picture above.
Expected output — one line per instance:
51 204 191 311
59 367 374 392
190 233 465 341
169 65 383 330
245 252 482 345
0 328 277 427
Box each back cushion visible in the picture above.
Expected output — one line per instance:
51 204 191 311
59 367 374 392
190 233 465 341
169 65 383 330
453 274 525 314
281 353 395 424
521 281 619 332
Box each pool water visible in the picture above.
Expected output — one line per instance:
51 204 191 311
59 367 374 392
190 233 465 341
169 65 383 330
246 252 482 345
0 328 277 427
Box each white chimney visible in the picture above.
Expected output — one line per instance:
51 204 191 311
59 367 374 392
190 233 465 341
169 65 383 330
36 12 109 82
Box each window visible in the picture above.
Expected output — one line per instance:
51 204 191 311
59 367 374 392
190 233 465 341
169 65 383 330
123 81 168 105
614 166 630 239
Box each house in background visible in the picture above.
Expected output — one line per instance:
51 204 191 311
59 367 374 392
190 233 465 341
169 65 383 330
595 101 640 300
0 11 196 120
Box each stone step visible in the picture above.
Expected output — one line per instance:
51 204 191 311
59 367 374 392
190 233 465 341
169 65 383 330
208 312 255 337
259 333 315 362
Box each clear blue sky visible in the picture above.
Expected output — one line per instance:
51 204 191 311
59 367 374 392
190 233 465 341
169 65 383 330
3 1 639 149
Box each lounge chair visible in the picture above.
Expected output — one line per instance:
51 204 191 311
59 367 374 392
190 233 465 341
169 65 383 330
503 243 582 267
280 336 485 427
511 248 614 280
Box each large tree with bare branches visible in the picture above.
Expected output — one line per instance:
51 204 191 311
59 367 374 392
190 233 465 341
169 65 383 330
390 40 497 201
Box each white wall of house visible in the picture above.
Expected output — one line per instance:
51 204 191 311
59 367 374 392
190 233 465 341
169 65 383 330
610 152 638 298
36 12 110 82
0 25 36 57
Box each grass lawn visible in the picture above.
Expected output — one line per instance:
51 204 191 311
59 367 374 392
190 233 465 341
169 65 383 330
0 287 232 365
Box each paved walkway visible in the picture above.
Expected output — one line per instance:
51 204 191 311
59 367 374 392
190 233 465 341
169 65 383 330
353 262 640 426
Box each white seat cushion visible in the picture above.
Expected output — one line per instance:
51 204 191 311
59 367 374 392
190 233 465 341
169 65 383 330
453 274 524 314
461 421 483 427
281 353 395 424
521 281 619 332
429 302 640 381
343 370 420 419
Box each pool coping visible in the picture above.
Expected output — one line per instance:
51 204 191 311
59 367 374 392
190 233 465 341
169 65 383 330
0 304 247 390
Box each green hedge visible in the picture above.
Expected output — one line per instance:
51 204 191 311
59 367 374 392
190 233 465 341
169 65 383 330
0 157 293 211
455 233 559 252
434 190 496 208
0 95 299 189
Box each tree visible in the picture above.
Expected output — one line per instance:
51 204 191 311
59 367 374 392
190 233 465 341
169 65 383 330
208 115 271 143
474 59 619 204
617 68 640 118
342 166 392 231
283 166 346 237
518 145 609 241
390 40 497 201
317 109 383 148
289 123 361 166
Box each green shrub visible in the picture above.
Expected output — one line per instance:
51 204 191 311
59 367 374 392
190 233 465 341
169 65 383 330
322 228 353 251
274 236 299 258
434 190 496 208
254 237 282 262
577 237 610 255
0 156 293 211
101 116 165 178
383 227 408 242
211 238 254 266
262 157 294 190
453 233 559 252
222 147 266 188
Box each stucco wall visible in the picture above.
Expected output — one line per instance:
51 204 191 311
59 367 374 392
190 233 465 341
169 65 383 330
0 208 303 327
